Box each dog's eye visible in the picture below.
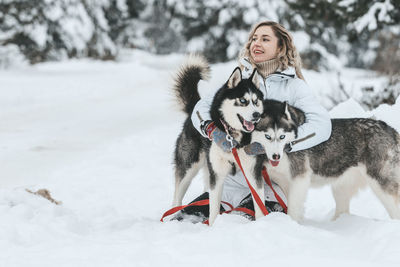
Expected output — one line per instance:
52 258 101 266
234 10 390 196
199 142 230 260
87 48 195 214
239 98 248 105
253 99 258 105
265 134 271 140
280 135 286 140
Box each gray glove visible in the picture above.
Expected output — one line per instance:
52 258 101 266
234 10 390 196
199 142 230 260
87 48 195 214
244 142 266 155
244 142 293 155
203 121 238 153
284 142 293 152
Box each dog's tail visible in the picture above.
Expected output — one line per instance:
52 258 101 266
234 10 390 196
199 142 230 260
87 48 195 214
172 54 211 115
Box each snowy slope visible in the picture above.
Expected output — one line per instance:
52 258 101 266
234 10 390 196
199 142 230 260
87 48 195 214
0 50 399 267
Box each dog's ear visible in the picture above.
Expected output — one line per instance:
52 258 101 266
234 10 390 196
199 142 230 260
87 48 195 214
255 115 271 131
284 102 306 125
288 105 306 125
283 101 292 121
227 67 242 89
250 69 260 89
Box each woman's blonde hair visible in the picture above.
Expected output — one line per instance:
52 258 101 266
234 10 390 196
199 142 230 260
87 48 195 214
239 21 304 80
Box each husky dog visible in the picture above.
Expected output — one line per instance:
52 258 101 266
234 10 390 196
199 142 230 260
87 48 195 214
171 55 264 225
251 99 400 221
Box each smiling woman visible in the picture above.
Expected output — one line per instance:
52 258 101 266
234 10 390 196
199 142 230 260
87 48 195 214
239 21 304 80
250 26 280 63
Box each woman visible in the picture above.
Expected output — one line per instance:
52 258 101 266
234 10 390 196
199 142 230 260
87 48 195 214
174 21 332 222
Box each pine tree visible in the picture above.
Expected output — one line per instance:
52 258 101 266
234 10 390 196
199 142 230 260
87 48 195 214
284 0 400 69
0 0 129 63
163 0 288 62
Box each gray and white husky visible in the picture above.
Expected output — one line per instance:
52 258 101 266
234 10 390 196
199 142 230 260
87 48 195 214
251 99 400 221
171 55 264 225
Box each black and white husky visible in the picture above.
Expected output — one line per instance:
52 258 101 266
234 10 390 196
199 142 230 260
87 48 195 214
251 99 400 221
171 55 264 225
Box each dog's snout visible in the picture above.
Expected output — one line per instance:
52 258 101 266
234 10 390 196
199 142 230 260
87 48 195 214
272 154 280 160
253 112 261 120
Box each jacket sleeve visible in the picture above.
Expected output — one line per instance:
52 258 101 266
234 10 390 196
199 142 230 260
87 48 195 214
289 79 332 152
191 80 217 138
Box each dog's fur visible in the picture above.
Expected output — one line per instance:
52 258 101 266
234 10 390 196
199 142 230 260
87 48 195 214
251 99 400 221
171 55 265 225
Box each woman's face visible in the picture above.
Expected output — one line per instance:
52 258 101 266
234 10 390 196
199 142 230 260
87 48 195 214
249 25 280 63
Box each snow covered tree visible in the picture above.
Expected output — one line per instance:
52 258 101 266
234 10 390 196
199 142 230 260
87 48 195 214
160 0 288 62
1 0 398 81
0 0 128 64
284 0 400 70
283 0 400 109
141 0 182 54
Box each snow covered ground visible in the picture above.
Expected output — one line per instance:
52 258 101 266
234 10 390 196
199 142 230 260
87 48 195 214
1 50 400 266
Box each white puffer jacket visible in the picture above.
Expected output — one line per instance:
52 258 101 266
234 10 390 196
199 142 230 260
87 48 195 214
191 58 332 152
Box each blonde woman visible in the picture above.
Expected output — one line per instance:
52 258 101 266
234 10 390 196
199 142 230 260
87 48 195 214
174 21 331 222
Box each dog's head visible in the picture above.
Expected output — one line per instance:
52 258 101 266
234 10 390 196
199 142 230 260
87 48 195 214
252 100 305 166
211 68 264 133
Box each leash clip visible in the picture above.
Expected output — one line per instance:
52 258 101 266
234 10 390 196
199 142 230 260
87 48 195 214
226 133 235 151
220 119 235 151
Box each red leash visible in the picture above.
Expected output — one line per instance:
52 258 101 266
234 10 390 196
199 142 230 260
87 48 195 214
160 148 287 223
262 166 287 213
231 148 269 216
232 148 287 214
160 199 209 222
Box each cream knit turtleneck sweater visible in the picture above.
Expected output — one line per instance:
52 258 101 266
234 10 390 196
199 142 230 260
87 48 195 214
254 58 280 78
